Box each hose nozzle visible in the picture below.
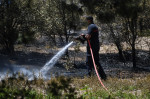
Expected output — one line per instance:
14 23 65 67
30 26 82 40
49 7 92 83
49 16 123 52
74 35 86 44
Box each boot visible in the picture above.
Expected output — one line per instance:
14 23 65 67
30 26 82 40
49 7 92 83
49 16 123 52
88 70 92 77
97 66 107 80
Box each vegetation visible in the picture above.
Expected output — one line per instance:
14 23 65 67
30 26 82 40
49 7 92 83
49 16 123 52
0 74 77 99
0 74 150 99
0 0 150 98
0 0 37 53
0 0 150 59
80 0 150 68
74 75 150 99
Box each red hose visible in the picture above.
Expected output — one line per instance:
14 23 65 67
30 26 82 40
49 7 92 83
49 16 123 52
88 40 108 91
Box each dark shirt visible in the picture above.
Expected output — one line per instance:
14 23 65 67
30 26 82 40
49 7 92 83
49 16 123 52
86 23 100 56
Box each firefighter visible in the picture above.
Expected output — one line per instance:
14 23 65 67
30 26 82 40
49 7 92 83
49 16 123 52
84 16 107 80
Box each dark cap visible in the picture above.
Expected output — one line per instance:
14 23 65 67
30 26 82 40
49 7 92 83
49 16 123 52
86 16 93 21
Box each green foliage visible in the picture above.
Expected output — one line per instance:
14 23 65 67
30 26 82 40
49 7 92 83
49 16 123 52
73 75 150 98
46 76 77 98
80 0 150 68
115 0 143 18
0 74 43 99
80 0 103 14
63 56 74 70
115 90 136 99
80 85 111 99
38 0 82 44
0 87 42 99
138 29 150 37
0 0 37 52
0 73 78 99
142 90 150 99
97 10 115 23
74 41 81 53
0 0 82 52
1 73 150 98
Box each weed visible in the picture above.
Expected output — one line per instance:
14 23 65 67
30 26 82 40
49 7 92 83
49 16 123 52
1 72 150 98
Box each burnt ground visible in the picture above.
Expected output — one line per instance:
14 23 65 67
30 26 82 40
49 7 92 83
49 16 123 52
0 41 150 80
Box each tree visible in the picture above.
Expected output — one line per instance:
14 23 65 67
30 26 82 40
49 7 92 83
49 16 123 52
80 0 150 68
38 0 82 47
114 0 144 68
0 0 37 53
80 0 126 61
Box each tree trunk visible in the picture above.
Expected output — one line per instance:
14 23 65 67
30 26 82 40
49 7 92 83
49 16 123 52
130 18 137 68
109 26 125 61
132 43 136 68
3 40 14 54
115 42 125 62
61 1 69 57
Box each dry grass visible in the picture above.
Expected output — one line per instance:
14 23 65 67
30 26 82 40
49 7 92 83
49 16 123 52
0 72 150 98
73 74 150 98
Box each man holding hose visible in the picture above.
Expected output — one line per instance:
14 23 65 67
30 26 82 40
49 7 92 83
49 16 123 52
81 16 107 80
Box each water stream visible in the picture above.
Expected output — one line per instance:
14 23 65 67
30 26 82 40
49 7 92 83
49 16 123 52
0 41 74 81
39 41 74 76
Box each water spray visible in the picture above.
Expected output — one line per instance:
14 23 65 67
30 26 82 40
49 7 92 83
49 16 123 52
39 41 74 78
37 35 86 79
0 34 108 93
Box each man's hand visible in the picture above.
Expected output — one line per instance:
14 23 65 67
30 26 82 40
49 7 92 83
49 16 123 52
80 33 85 37
85 34 91 39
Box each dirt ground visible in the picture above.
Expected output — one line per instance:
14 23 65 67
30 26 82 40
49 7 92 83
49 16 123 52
0 36 150 80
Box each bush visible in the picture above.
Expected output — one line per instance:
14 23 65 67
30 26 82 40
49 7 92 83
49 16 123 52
0 74 77 99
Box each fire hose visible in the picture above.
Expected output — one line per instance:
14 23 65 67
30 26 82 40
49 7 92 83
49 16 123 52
87 40 108 91
75 35 108 91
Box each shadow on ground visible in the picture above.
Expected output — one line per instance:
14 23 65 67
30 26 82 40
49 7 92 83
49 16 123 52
0 51 53 68
0 49 150 79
